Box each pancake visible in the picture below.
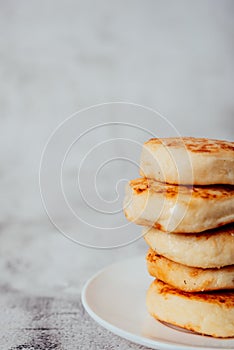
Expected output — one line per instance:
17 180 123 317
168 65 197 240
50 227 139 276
140 137 234 185
144 225 234 268
146 279 234 338
147 249 234 292
124 178 234 233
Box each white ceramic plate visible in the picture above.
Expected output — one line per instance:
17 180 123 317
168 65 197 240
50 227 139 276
81 256 234 350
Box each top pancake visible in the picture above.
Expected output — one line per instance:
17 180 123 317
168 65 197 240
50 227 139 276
140 137 234 185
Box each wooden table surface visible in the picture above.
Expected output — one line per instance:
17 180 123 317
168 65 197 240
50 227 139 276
0 222 150 349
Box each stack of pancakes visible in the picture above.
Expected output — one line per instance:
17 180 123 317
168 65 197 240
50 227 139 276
124 137 234 338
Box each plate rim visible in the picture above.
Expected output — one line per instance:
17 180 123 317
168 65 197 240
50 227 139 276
81 255 234 350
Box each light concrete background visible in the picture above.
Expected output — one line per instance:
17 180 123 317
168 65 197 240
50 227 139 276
0 1 233 349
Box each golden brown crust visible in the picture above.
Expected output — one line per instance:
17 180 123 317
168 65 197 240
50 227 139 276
149 222 234 237
145 137 234 153
129 178 234 200
153 279 234 307
146 249 234 292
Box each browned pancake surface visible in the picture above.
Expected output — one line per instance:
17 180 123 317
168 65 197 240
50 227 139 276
146 249 234 291
129 177 234 200
153 279 234 307
146 137 234 153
